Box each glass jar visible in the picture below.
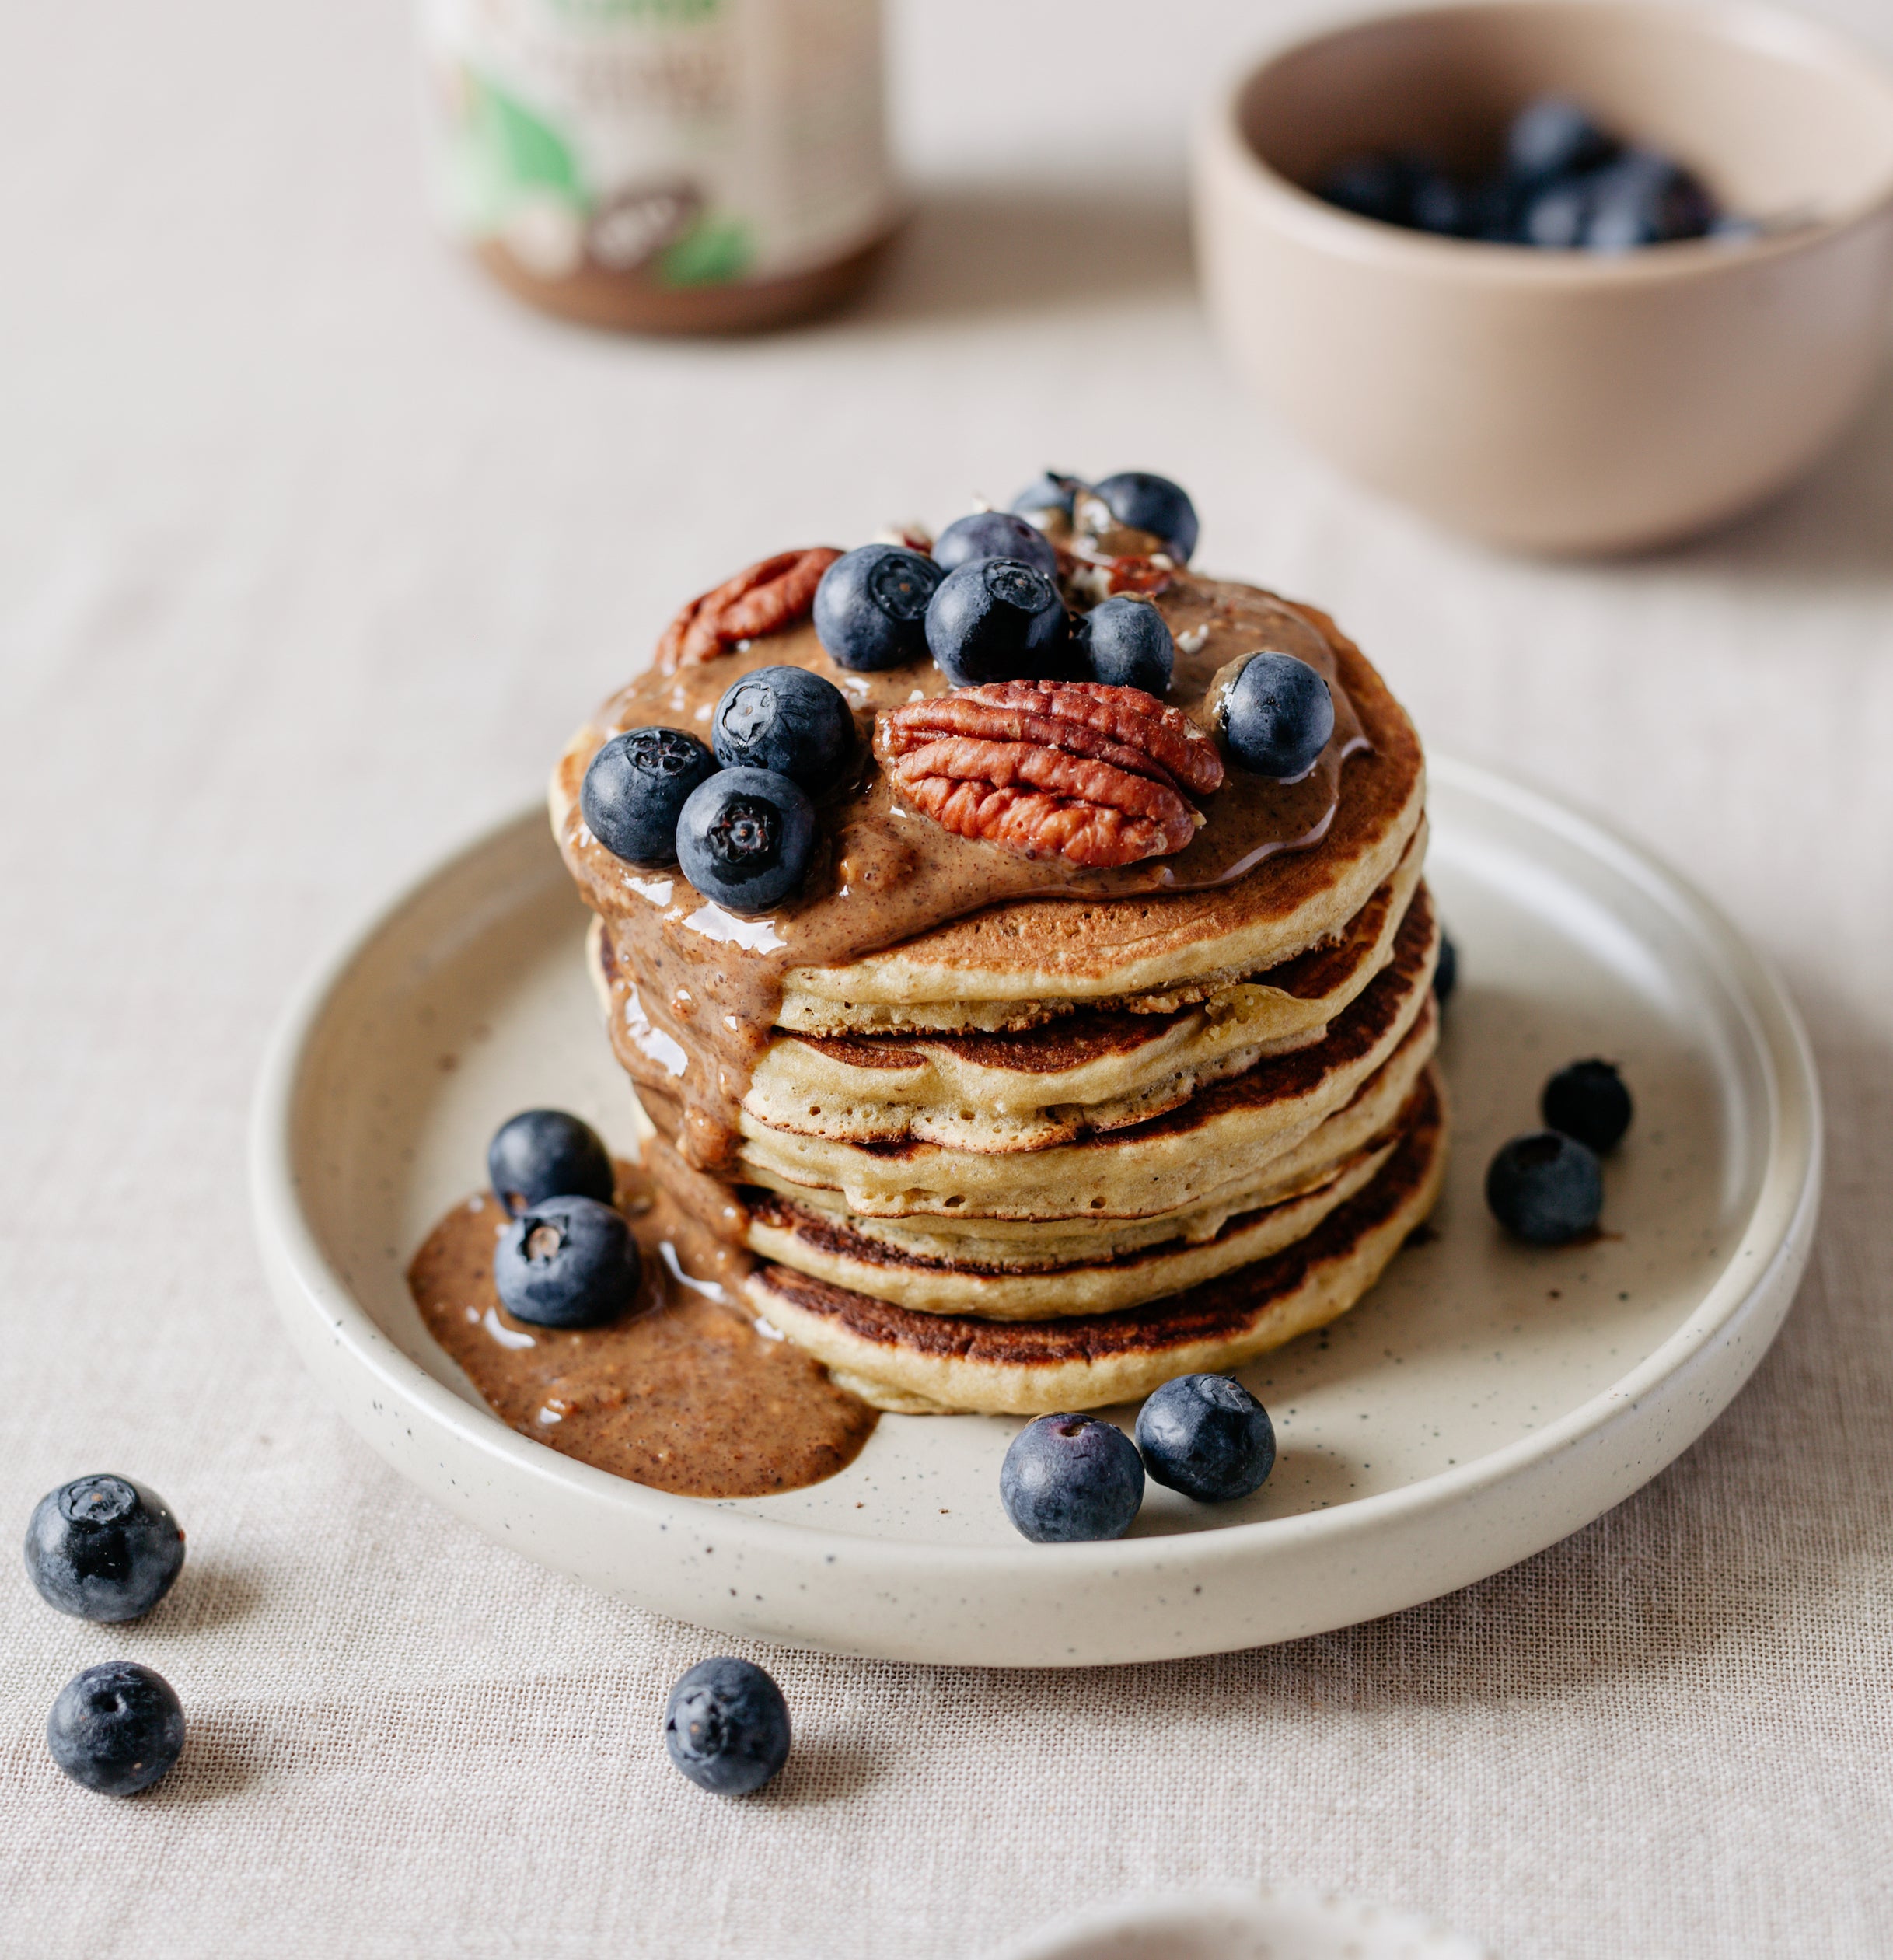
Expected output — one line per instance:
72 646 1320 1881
420 0 898 332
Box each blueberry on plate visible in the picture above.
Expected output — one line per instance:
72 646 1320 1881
1214 652 1335 779
1009 470 1082 522
25 1476 185 1623
487 1108 615 1218
663 1657 791 1796
676 766 816 911
925 557 1068 687
581 726 718 868
1074 594 1175 696
47 1661 185 1797
493 1193 641 1328
711 666 854 791
1135 1375 1275 1503
1433 931 1458 1007
1541 1058 1633 1155
812 544 941 673
1486 1130 1604 1246
1506 97 1617 184
934 511 1059 579
1091 471 1198 564
1000 1414 1145 1543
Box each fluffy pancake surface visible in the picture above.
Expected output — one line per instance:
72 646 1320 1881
745 1066 1448 1414
731 884 1437 1222
741 824 1427 1151
599 824 1426 1155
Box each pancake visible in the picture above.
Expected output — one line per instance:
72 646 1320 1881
770 603 1425 1029
725 886 1437 1220
736 830 1427 1151
750 997 1438 1266
745 1065 1448 1413
742 1123 1398 1319
552 585 1427 1088
549 537 1448 1431
596 829 1426 1150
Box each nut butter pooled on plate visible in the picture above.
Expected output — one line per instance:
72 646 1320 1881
409 1156 877 1497
419 0 899 332
550 470 1448 1420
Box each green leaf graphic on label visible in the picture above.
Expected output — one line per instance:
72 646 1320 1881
468 73 584 202
660 216 753 288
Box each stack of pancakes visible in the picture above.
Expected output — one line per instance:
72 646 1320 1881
564 580 1445 1416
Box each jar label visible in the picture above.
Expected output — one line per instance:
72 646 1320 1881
420 0 895 287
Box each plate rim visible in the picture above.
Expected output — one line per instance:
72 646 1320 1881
250 756 1822 1599
989 1881 1493 1959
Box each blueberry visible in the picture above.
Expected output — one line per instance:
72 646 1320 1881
47 1661 184 1797
1318 152 1423 227
711 666 854 791
1506 98 1618 183
487 1109 615 1218
812 544 941 673
1135 1375 1275 1503
24 1476 184 1623
1215 652 1335 779
1009 471 1081 522
1434 931 1458 1007
924 557 1067 687
1583 152 1714 251
1486 1131 1604 1246
676 767 816 911
1521 176 1593 250
493 1193 641 1328
1409 168 1473 237
1000 1414 1145 1543
1466 172 1530 243
1542 1059 1633 1154
1091 471 1198 563
934 511 1059 579
663 1657 791 1796
581 726 718 868
1074 595 1174 696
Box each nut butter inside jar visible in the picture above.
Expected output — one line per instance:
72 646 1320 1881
421 0 899 333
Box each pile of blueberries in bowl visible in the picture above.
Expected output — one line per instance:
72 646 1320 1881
582 468 1341 917
1318 96 1755 250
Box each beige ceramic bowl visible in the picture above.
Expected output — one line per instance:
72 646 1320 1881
1193 0 1893 553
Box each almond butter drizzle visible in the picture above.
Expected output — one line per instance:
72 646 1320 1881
407 1162 877 1498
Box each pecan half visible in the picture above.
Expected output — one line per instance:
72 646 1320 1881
874 680 1223 868
655 547 842 673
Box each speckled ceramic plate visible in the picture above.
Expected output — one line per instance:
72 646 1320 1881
250 758 1820 1665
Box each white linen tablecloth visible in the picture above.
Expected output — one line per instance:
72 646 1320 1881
2 2 1891 1952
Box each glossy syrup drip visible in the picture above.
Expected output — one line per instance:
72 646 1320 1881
554 576 1368 1172
407 1162 876 1497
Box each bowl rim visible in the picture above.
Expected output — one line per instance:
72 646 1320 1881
1204 0 1893 282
